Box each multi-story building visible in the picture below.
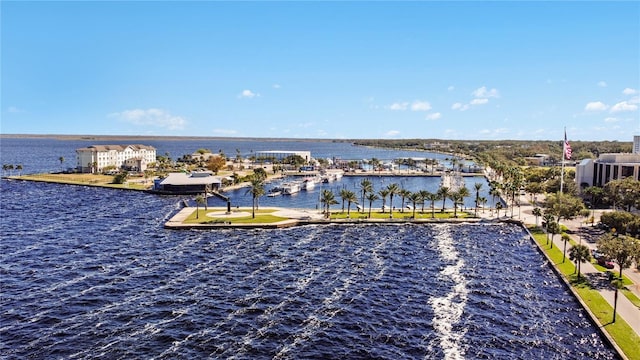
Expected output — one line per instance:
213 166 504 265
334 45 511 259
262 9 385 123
576 153 640 190
633 135 640 154
76 144 157 173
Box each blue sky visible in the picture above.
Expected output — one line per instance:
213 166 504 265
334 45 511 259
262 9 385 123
2 1 639 141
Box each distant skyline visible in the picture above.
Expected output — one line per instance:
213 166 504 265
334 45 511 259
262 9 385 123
1 1 639 141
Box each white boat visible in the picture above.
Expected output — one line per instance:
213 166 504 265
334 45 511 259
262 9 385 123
267 188 282 197
320 170 344 183
281 182 301 195
303 180 315 190
301 176 320 190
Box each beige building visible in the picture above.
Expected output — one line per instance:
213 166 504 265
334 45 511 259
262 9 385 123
76 144 156 173
576 153 640 190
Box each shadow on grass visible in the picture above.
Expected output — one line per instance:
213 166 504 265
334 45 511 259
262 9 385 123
582 272 614 291
569 274 596 290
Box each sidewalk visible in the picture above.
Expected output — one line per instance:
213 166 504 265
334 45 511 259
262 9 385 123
490 195 640 339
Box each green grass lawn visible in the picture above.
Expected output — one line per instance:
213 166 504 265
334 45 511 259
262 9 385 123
529 227 640 360
184 208 288 224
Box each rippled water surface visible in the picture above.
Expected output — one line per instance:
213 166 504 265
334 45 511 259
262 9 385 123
0 180 616 359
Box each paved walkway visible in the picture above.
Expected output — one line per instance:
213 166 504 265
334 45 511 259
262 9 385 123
484 194 640 340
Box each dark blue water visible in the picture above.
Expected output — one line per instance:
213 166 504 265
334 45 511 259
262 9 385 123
0 138 617 359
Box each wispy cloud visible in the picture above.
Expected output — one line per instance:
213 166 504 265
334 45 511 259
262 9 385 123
470 98 488 105
389 100 431 111
472 86 500 98
604 117 618 123
447 85 455 91
272 84 281 89
623 87 638 95
584 101 608 111
238 89 260 99
426 112 441 120
411 101 431 111
597 81 607 87
389 102 409 111
451 102 469 111
610 101 638 113
108 108 186 130
384 130 400 137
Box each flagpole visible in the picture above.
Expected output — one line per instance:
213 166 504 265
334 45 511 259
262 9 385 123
560 127 565 194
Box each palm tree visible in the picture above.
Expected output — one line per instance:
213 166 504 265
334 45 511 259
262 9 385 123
245 175 265 218
386 183 400 218
569 244 592 279
359 178 373 212
378 189 390 214
399 188 411 212
408 192 422 218
450 188 469 218
548 221 560 249
339 188 350 213
489 184 501 214
343 190 358 218
474 182 483 217
542 212 554 244
532 207 542 228
561 233 571 263
437 186 450 212
59 156 65 171
320 189 338 218
426 191 439 218
495 202 503 218
457 186 470 210
366 192 379 218
418 190 431 213
15 164 23 176
479 196 487 214
194 195 205 219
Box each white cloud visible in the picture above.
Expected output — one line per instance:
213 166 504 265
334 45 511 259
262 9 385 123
384 130 400 137
597 81 607 87
212 128 238 135
8 106 24 113
411 101 431 111
389 100 431 111
584 101 608 111
426 112 441 120
610 101 638 113
108 108 187 130
447 85 455 91
272 84 281 89
472 86 500 98
623 87 638 95
389 102 409 110
238 89 260 98
629 96 640 104
451 102 469 111
470 98 489 105
604 117 618 123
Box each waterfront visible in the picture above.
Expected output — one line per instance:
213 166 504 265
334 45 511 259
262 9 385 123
0 138 618 358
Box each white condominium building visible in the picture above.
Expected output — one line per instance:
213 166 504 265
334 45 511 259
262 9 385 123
76 144 157 173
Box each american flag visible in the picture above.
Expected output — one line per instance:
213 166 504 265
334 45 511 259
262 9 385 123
564 131 572 160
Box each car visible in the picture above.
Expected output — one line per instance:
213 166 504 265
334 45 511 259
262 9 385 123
597 257 615 269
591 249 603 259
